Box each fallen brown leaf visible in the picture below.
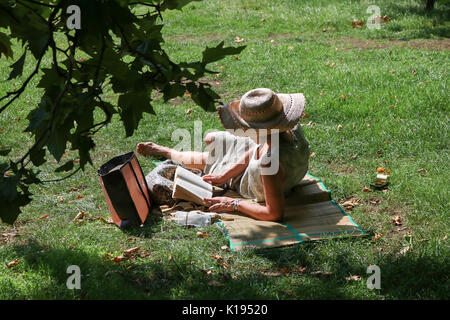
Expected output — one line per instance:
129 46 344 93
6 259 19 268
123 247 141 257
208 280 224 287
297 266 307 274
114 255 126 262
399 246 411 255
351 19 365 28
345 275 362 281
196 231 210 238
392 215 402 226
98 216 115 224
73 211 91 222
280 267 290 275
260 270 282 277
374 233 383 242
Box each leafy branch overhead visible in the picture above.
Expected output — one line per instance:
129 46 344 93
0 0 245 224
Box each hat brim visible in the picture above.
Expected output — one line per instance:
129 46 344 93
217 93 306 131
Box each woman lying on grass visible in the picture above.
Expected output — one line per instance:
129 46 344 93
137 88 310 222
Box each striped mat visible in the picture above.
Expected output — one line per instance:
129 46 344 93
216 174 367 251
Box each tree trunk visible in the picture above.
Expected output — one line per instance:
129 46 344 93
425 0 436 10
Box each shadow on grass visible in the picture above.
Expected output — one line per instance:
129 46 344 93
254 238 449 299
384 2 450 39
8 238 281 299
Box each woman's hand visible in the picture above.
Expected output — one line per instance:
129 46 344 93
202 174 228 186
204 197 236 213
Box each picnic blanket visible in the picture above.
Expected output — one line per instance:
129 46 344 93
215 173 367 251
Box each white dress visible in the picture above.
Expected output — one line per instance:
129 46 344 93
203 125 310 202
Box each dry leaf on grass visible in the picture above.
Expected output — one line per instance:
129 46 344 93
210 254 223 262
374 233 383 242
208 280 224 287
40 214 48 220
234 36 244 43
123 247 141 257
73 211 92 222
98 216 115 225
372 16 390 24
280 267 290 275
363 185 371 192
260 270 282 277
341 198 361 210
1 232 19 244
345 275 362 281
399 246 411 255
351 19 365 28
392 216 402 226
196 231 210 238
310 270 333 276
418 168 427 175
6 259 19 268
114 256 126 262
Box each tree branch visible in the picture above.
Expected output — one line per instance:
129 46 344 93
23 0 57 8
0 47 46 114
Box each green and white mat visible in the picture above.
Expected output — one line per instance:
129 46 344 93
217 174 367 251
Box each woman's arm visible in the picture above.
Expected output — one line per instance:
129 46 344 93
235 164 285 221
204 162 286 222
202 149 252 185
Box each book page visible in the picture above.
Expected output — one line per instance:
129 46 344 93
174 166 213 192
174 178 212 204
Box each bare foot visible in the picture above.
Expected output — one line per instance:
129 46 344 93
136 142 171 158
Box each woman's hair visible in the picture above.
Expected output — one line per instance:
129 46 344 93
280 129 294 144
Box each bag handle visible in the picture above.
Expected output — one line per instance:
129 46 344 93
129 159 152 211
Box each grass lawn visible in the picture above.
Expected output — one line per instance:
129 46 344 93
0 0 449 299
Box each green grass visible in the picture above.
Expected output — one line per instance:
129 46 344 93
0 0 449 299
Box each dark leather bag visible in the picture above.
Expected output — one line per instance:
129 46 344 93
98 151 151 228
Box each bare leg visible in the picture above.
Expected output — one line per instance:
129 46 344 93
136 142 208 171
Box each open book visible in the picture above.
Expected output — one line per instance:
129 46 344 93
172 166 213 205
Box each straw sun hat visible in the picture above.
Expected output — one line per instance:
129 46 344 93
217 88 306 132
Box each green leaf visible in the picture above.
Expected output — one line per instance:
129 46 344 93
30 147 46 166
118 91 154 137
0 193 32 225
0 32 13 59
0 148 12 156
0 175 18 202
47 130 68 162
55 160 74 173
189 83 220 111
202 41 246 64
8 50 26 80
